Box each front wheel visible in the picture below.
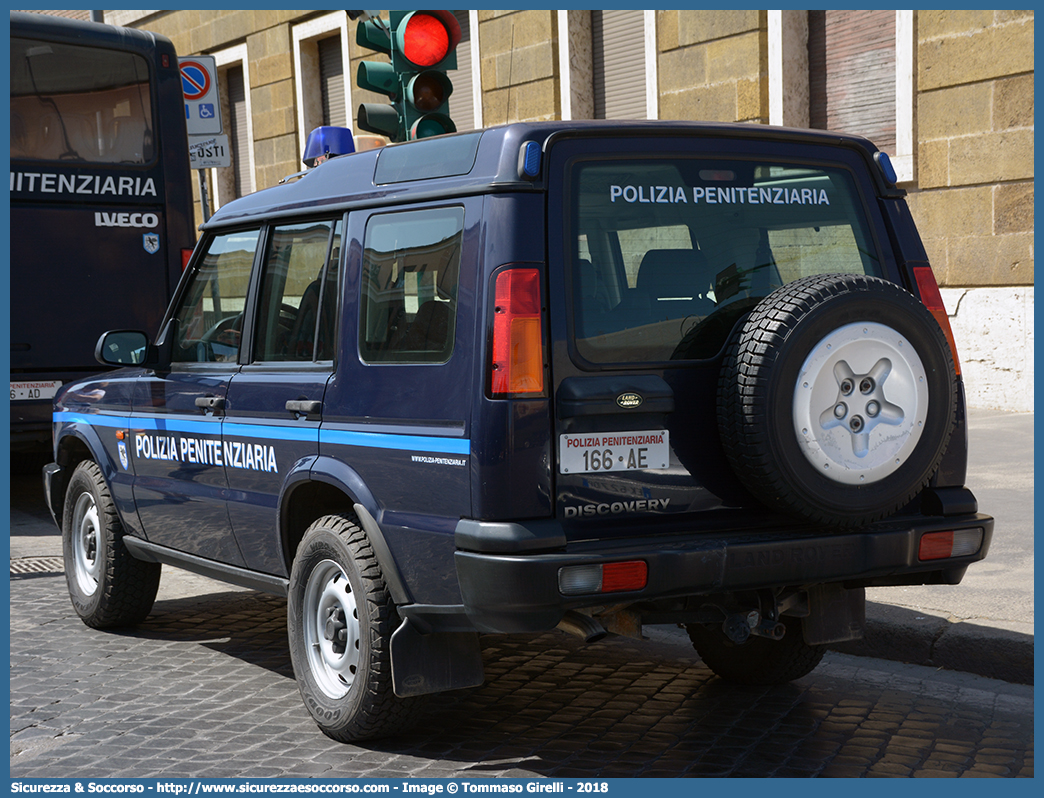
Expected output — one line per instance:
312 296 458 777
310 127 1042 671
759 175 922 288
287 514 425 742
62 460 161 628
687 616 825 685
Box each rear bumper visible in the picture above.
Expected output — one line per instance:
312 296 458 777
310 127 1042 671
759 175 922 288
454 513 994 633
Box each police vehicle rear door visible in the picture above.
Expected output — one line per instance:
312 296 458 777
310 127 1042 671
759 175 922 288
545 133 890 537
223 218 342 576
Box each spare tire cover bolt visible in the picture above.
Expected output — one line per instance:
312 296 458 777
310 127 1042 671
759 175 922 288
840 378 854 395
850 415 864 432
833 403 847 419
866 401 880 417
860 378 875 394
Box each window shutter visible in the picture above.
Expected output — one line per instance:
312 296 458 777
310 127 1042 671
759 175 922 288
318 36 347 128
592 10 647 120
447 11 474 131
808 10 896 153
226 65 252 197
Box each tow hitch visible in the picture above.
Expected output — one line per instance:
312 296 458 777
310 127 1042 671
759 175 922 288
722 610 786 644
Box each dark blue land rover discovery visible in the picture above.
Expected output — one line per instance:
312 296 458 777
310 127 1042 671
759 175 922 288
45 121 993 742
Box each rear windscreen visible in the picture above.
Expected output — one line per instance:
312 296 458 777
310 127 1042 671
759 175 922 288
568 158 882 364
11 37 154 164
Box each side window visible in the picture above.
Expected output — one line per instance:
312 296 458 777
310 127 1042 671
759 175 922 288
172 229 259 363
359 207 464 364
254 219 342 362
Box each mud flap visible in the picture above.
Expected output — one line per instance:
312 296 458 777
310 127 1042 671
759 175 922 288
390 617 485 697
802 584 865 644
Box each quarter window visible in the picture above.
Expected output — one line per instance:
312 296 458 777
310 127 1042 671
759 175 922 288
172 230 259 363
360 207 464 364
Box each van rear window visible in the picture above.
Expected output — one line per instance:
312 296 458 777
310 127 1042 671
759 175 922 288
568 158 882 364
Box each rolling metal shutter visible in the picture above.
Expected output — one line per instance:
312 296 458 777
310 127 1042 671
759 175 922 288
592 10 647 120
447 10 474 131
808 10 896 153
226 65 251 197
318 36 347 128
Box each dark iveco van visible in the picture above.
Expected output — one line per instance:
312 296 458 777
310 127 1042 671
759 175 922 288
44 121 993 742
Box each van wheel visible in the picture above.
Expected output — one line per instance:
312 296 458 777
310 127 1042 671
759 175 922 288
287 514 425 742
717 273 957 528
687 617 825 685
62 460 161 628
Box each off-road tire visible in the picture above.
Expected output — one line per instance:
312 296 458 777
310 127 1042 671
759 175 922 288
287 513 426 742
62 460 161 628
717 273 957 528
687 616 825 685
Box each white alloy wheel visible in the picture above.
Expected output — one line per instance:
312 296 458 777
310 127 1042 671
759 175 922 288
793 322 929 485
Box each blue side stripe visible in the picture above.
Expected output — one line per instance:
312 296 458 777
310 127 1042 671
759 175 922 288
320 428 470 455
54 411 470 455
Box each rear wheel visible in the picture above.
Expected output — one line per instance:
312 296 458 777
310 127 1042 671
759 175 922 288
687 616 825 685
287 514 425 742
62 460 161 628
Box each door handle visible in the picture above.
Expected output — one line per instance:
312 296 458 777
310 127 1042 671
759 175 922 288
286 399 322 416
194 395 226 414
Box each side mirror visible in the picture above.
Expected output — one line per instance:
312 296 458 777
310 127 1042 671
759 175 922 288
95 330 149 366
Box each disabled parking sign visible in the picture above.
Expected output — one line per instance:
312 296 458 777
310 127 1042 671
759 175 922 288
179 56 222 135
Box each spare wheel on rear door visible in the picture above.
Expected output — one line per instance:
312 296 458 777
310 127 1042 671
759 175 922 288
717 273 957 528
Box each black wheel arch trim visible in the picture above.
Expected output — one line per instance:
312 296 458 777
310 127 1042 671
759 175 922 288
279 455 413 606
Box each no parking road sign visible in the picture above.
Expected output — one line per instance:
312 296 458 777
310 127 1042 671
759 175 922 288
179 56 222 135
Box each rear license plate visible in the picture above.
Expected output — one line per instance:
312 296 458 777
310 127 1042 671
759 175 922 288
10 380 61 401
559 430 669 474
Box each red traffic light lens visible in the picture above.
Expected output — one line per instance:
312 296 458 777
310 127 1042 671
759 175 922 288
402 13 450 67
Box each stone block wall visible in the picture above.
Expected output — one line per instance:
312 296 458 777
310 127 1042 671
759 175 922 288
910 10 1034 289
909 11 1034 411
477 10 559 124
657 10 768 124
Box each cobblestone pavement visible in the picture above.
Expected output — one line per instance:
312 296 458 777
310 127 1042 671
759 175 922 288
10 569 1033 779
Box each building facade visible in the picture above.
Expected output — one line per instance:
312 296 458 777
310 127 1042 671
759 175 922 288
90 10 1033 410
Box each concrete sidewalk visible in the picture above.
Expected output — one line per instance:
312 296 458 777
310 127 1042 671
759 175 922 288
8 409 1034 684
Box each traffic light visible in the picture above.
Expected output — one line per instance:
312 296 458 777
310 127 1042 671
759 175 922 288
353 10 461 143
393 10 461 139
355 13 403 141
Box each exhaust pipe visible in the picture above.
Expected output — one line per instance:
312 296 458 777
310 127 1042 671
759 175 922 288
557 610 608 643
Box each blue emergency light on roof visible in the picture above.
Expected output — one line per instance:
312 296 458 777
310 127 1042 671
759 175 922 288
303 126 356 167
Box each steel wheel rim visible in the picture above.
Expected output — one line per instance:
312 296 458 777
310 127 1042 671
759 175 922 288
303 559 361 699
71 492 102 596
793 321 929 485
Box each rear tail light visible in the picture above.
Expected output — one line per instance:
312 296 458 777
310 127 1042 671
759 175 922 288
181 248 194 271
558 561 648 595
490 267 545 396
918 529 983 561
913 266 961 375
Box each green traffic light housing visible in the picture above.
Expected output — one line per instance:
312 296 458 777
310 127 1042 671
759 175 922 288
354 10 461 143
358 104 401 140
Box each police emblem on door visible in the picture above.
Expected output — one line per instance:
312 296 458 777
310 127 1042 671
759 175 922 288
118 441 129 470
143 233 160 254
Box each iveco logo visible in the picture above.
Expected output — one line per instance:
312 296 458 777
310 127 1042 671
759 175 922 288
616 392 643 409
